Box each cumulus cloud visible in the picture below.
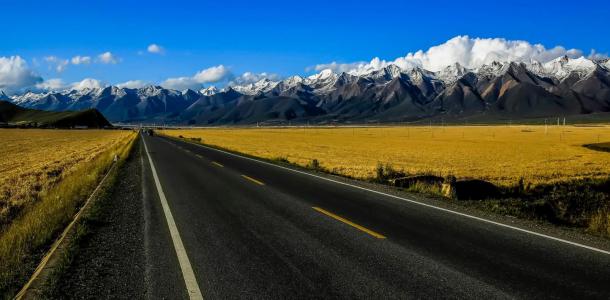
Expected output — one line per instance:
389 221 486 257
35 78 65 91
71 55 91 65
116 80 149 89
147 44 164 54
228 72 280 86
70 78 105 90
97 51 119 64
161 65 231 90
312 36 585 74
44 56 69 72
44 55 93 72
160 77 199 90
192 65 231 83
0 56 43 94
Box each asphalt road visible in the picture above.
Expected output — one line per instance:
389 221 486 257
140 133 610 299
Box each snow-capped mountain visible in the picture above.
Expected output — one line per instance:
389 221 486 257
200 86 218 96
232 78 278 95
6 55 610 124
436 63 470 83
540 56 596 79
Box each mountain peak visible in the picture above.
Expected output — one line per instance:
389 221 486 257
308 69 335 81
543 56 595 80
232 78 278 95
436 62 469 83
0 90 10 101
200 86 219 96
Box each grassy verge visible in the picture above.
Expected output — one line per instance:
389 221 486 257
38 136 139 298
0 131 136 297
166 133 610 238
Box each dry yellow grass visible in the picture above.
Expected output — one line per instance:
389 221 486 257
162 125 610 187
0 129 136 295
0 129 134 227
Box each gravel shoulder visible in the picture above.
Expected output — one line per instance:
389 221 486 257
46 138 147 298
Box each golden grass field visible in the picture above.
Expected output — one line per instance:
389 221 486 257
162 125 610 187
0 129 134 226
0 129 136 294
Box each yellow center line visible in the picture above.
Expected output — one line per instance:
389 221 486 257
211 161 224 167
312 207 386 239
242 174 265 185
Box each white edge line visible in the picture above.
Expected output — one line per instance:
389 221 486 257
142 134 204 299
173 136 610 256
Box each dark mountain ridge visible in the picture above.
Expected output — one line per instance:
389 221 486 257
7 57 610 124
0 101 111 128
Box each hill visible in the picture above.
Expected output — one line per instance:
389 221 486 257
0 101 111 128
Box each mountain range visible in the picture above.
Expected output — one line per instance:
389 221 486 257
4 56 610 124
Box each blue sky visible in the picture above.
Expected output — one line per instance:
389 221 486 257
1 0 609 91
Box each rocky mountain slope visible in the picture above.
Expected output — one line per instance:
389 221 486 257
6 56 610 124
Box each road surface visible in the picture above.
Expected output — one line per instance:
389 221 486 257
131 133 610 299
134 136 610 299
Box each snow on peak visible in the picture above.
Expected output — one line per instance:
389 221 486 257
232 78 278 95
476 61 509 77
436 63 470 83
367 64 403 80
283 75 304 86
542 56 595 79
200 86 219 96
307 69 335 81
138 85 165 97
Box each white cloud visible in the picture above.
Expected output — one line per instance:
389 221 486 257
44 55 92 72
44 56 69 72
70 78 105 90
192 65 231 83
71 55 91 65
0 56 43 94
588 49 609 61
160 77 200 90
35 78 65 91
147 44 164 54
228 72 280 86
313 35 585 74
161 65 231 90
116 80 148 89
97 51 119 64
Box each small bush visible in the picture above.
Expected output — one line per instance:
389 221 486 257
405 181 444 197
375 163 406 183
